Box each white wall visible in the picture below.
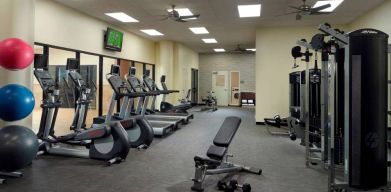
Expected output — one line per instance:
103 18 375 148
35 0 155 64
199 53 255 100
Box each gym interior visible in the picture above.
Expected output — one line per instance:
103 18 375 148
0 0 390 192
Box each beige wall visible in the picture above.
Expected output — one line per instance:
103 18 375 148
32 0 199 125
254 0 391 122
155 41 199 104
35 0 155 64
155 41 175 104
255 26 346 122
348 0 391 126
0 0 35 127
349 0 391 43
174 43 199 102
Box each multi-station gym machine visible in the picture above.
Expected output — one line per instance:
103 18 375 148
291 23 390 192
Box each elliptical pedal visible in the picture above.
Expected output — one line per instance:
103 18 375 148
137 144 149 150
106 157 124 166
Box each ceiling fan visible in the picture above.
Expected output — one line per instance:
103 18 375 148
229 45 253 53
276 0 332 20
163 5 200 22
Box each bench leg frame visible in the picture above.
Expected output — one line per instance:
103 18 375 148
0 171 23 184
191 162 262 191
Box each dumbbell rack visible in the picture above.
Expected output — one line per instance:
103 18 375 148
0 38 34 184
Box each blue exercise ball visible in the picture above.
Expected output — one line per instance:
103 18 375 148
0 125 39 172
0 84 35 121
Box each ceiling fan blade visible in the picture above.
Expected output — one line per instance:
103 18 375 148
172 10 180 18
311 3 331 12
180 14 200 19
310 11 332 15
289 5 304 10
275 11 300 17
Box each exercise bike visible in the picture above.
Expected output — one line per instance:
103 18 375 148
34 55 129 166
200 91 217 112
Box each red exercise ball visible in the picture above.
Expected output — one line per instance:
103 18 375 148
0 38 34 70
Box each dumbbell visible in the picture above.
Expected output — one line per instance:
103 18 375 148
217 180 228 190
224 180 252 192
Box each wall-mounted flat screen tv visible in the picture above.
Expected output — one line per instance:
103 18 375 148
104 27 123 52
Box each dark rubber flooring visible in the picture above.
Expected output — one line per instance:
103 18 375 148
0 107 327 192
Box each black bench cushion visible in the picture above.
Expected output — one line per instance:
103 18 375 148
207 145 227 160
213 116 242 147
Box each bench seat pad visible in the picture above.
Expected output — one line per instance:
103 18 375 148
207 145 227 160
213 116 242 147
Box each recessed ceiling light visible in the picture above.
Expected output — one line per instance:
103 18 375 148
105 12 139 22
246 48 256 51
237 4 261 18
189 27 209 34
202 38 218 43
313 0 344 12
167 8 193 16
140 29 164 36
214 48 225 52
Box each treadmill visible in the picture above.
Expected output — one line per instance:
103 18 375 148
142 70 194 123
126 67 185 128
95 65 174 137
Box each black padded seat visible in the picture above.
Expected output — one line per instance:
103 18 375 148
207 145 227 160
213 116 242 147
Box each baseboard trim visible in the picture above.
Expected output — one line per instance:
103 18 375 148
256 122 265 125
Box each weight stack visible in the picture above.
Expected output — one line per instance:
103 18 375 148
347 29 388 189
289 71 301 119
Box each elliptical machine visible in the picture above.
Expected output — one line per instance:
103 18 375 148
34 54 129 166
159 75 192 113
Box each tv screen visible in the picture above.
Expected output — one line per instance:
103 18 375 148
104 27 123 52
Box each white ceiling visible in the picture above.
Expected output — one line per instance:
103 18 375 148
54 0 384 53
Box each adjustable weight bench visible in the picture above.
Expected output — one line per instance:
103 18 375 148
191 116 262 192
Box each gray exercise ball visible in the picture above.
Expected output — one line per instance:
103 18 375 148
0 125 39 172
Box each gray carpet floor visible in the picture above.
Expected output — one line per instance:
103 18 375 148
0 107 328 192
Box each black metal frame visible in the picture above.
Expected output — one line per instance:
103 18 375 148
34 42 156 117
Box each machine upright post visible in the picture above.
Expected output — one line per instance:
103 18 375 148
328 45 337 191
321 52 329 167
305 49 311 167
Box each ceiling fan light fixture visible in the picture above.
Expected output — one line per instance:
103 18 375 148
313 0 344 12
140 29 164 36
214 48 225 52
238 4 261 18
189 27 209 34
105 12 139 22
202 38 218 43
167 8 193 16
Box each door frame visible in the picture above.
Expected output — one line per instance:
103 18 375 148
229 71 241 106
191 68 199 104
212 70 229 106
